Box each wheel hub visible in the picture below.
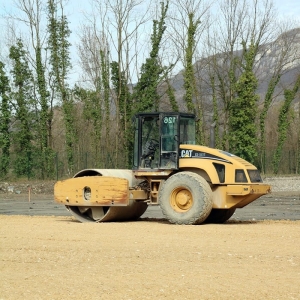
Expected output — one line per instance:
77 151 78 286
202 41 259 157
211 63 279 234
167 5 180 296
171 188 193 212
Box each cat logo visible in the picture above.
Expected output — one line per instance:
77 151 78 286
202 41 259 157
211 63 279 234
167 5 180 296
181 149 193 158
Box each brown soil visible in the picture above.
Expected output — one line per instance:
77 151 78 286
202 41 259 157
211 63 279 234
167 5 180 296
1 215 300 300
1 177 299 299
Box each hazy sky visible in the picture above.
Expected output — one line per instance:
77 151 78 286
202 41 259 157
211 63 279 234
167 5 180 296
0 0 299 26
1 0 298 45
0 0 299 84
273 0 300 19
58 0 300 22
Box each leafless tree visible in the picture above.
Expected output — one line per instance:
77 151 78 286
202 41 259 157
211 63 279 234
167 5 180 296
164 0 211 144
257 22 300 172
3 0 57 178
76 0 153 167
201 0 300 154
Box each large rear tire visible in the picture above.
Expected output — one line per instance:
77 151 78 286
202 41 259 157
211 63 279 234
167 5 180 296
205 208 236 224
158 172 213 225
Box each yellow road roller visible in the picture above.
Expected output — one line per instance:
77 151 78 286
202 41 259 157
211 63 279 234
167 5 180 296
54 112 271 224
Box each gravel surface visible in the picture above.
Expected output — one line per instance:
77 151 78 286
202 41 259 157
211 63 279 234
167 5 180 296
1 176 299 196
263 176 300 194
0 176 299 221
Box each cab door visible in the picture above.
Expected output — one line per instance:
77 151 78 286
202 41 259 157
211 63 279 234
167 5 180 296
160 114 179 169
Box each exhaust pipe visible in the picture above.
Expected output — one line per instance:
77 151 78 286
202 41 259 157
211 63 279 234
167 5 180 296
210 122 216 148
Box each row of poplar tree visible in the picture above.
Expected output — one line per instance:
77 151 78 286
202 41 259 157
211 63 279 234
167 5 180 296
0 0 299 179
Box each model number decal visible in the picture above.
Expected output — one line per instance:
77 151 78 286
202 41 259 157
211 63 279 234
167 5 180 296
180 149 231 163
164 116 176 124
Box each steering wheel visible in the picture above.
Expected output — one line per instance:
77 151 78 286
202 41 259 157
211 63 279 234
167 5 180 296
148 139 159 150
143 139 159 155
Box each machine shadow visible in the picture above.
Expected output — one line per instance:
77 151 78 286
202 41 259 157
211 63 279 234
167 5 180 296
54 216 259 225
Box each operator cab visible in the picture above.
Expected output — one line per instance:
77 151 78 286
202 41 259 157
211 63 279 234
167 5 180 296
133 112 196 170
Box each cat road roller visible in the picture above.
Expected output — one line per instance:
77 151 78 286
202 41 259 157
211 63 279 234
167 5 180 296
54 112 271 224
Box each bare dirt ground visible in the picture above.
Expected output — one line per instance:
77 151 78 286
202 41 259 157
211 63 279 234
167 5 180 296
0 176 300 299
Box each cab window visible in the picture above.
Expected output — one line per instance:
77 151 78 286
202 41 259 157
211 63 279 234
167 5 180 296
180 117 195 144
